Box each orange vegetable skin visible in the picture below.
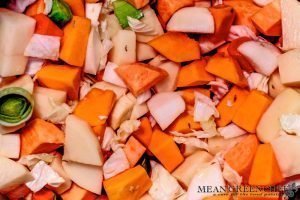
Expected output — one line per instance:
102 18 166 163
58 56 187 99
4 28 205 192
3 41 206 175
132 117 153 147
74 88 116 126
116 63 168 96
249 144 284 186
33 189 55 200
61 184 95 200
205 54 248 87
224 135 259 182
32 14 64 37
224 1 260 33
64 0 85 17
148 32 201 63
216 86 249 127
251 0 281 36
60 16 91 67
103 166 152 200
233 90 272 133
181 88 210 105
167 112 201 133
25 0 45 16
208 5 236 43
127 0 149 9
228 37 254 72
148 128 184 172
36 64 81 100
124 136 146 167
21 119 64 156
176 60 215 87
157 0 194 24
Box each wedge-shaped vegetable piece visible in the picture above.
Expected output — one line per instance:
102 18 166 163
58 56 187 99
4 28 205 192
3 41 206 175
132 117 153 147
49 0 72 26
63 115 103 166
130 103 148 120
137 43 157 61
157 0 194 24
257 89 300 143
180 88 210 105
207 5 236 43
64 0 85 17
92 81 127 99
62 161 103 195
109 30 137 65
148 128 184 172
224 1 260 33
103 166 151 200
102 62 127 88
177 60 214 88
148 32 201 63
271 135 300 178
216 86 249 127
127 0 149 9
32 14 64 37
0 8 36 77
167 112 201 134
278 49 300 87
0 134 20 159
25 0 45 16
21 119 64 156
116 63 168 96
74 88 116 127
124 136 146 167
167 7 215 33
36 64 81 100
147 92 185 130
233 90 271 133
281 0 300 50
208 135 247 155
249 144 284 186
172 151 213 187
251 0 281 36
61 183 96 200
60 16 91 67
205 54 248 87
0 156 33 191
268 70 287 98
225 135 259 182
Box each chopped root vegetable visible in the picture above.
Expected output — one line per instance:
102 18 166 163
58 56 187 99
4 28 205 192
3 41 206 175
132 117 153 147
32 14 64 37
25 0 45 16
64 0 85 17
167 112 201 134
123 136 146 167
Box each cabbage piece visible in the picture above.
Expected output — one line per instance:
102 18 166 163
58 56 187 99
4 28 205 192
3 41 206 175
245 72 269 93
48 0 72 27
18 153 55 169
222 162 242 186
173 137 208 151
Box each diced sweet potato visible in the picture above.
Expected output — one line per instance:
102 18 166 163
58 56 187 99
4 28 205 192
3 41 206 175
32 14 63 37
132 117 153 147
180 88 210 105
205 54 248 87
123 136 146 167
176 60 215 87
115 63 168 96
74 88 116 127
148 32 201 63
64 0 85 17
167 112 201 133
232 90 272 133
36 64 81 100
21 119 64 156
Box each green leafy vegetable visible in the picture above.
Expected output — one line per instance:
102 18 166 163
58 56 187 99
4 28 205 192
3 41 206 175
48 0 72 27
0 87 34 127
113 0 144 28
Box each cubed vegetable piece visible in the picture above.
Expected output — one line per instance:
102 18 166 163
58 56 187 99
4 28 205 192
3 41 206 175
74 88 116 127
60 16 91 67
132 117 153 147
0 134 20 159
48 0 72 26
36 64 81 100
64 0 85 17
224 135 259 182
148 128 184 172
251 0 281 36
216 86 249 127
148 32 201 63
32 14 64 37
249 144 284 186
180 88 210 105
20 119 64 156
233 90 272 133
61 184 95 200
205 54 248 87
25 0 45 16
124 136 146 167
268 70 287 98
167 112 201 134
103 166 152 200
208 135 247 155
127 0 149 9
32 189 56 200
177 60 215 88
116 63 168 96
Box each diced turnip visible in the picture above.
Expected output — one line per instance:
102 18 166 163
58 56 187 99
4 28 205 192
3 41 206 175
0 8 35 77
195 0 211 7
0 134 20 159
92 81 127 99
102 62 127 88
238 40 280 76
137 43 157 61
147 92 185 130
167 7 215 33
109 30 136 65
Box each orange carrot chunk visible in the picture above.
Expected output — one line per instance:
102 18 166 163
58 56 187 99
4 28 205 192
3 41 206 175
64 0 85 17
148 32 201 63
124 136 146 167
33 189 56 200
232 90 272 133
167 112 201 133
60 16 91 67
180 88 210 105
21 119 64 156
176 60 215 88
32 14 64 37
225 134 259 182
25 0 45 16
249 143 284 186
132 117 153 147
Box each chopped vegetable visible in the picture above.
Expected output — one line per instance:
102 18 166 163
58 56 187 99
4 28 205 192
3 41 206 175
32 188 56 200
48 0 72 27
0 133 20 159
32 14 64 37
123 136 146 167
64 0 85 17
127 0 149 9
132 117 153 147
25 0 45 16
167 112 201 134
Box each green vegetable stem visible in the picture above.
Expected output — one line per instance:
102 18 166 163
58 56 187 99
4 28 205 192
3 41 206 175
49 0 72 27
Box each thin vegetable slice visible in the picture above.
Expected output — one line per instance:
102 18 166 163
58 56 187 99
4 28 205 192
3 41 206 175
0 87 34 127
48 0 72 27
